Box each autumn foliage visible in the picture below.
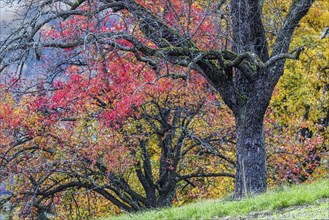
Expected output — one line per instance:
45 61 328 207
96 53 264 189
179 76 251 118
0 0 328 219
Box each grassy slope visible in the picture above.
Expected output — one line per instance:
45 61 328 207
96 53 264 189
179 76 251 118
102 178 329 220
237 199 328 220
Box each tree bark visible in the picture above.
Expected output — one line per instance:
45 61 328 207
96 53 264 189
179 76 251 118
157 189 176 207
229 67 274 198
234 107 267 198
229 0 268 197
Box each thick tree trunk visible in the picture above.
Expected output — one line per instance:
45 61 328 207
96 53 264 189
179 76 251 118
234 106 267 198
229 0 269 198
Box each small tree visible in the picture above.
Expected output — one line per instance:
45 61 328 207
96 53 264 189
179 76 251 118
0 68 235 217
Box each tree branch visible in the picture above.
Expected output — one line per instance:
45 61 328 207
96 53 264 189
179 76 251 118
178 172 234 181
272 0 314 57
227 47 304 69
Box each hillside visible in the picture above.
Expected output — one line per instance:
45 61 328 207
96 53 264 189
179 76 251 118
101 178 329 220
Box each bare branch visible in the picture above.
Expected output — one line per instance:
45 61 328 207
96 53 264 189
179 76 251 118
178 172 235 181
272 0 314 57
227 47 304 69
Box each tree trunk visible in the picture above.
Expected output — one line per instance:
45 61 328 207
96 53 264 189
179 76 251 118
234 105 267 198
228 0 269 198
157 189 176 207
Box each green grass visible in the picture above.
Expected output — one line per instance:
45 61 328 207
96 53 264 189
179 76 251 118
100 178 329 220
243 200 328 220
